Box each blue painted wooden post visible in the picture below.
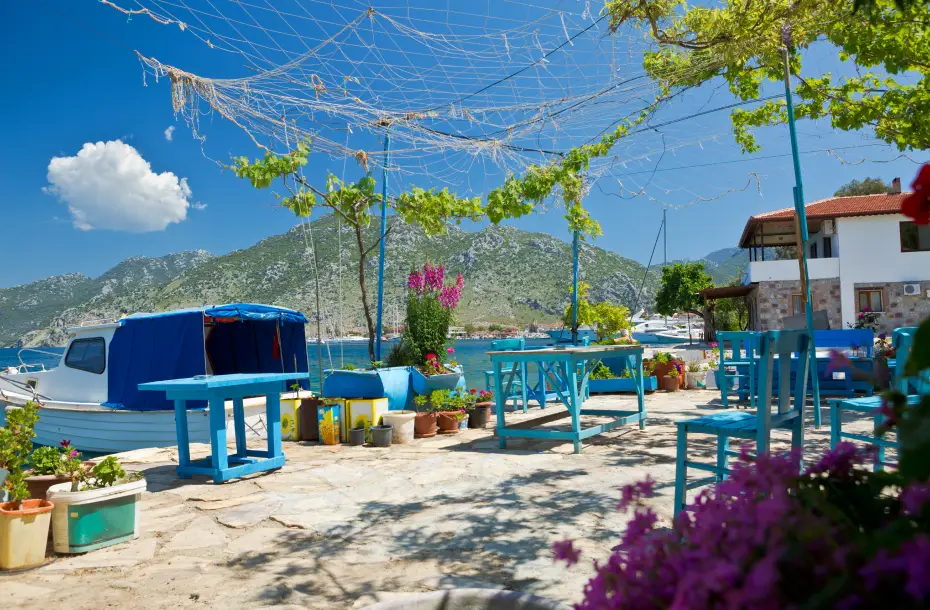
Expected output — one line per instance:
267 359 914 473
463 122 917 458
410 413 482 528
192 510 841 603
375 132 391 361
208 397 228 472
266 390 283 459
495 360 506 449
635 353 645 430
674 426 687 512
174 399 191 479
571 230 579 346
566 361 582 454
233 397 247 458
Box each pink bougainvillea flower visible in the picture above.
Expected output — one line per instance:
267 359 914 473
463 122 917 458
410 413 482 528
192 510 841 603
446 347 455 354
902 164 930 225
826 349 852 374
425 353 437 361
70 449 78 458
552 539 581 566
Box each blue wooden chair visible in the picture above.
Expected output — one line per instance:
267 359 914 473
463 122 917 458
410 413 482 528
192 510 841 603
674 329 811 515
717 331 760 410
829 326 927 471
483 338 528 412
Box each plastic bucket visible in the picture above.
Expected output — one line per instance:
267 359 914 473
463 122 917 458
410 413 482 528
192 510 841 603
46 478 146 554
0 499 53 570
382 411 416 444
370 425 393 448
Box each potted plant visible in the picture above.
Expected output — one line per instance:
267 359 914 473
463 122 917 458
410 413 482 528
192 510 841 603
0 401 54 571
685 361 705 389
413 395 438 438
322 361 412 411
660 368 680 392
46 454 146 554
370 424 394 447
382 409 418 444
434 390 464 434
704 358 719 390
25 442 77 501
390 264 466 395
467 389 493 429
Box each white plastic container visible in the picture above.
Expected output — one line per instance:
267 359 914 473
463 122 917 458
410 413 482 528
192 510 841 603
704 370 718 390
381 411 417 444
46 478 146 554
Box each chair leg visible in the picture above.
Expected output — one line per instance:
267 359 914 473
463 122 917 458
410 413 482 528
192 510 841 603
674 425 688 516
792 411 805 472
716 435 729 482
873 410 886 472
721 377 729 409
829 402 840 450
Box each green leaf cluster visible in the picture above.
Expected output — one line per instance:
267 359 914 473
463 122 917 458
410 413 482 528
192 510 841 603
655 262 713 317
562 282 632 341
0 401 40 504
605 0 930 152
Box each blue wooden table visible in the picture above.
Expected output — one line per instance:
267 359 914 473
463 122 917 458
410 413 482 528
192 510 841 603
139 373 308 483
488 345 646 454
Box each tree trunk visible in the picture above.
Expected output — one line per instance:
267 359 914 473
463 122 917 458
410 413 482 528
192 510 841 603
353 225 377 362
688 307 716 343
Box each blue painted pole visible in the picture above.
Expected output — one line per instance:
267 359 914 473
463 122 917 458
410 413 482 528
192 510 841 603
375 132 390 361
783 48 821 426
571 230 580 345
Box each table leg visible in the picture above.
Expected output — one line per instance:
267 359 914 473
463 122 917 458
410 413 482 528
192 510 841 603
634 353 646 430
495 360 506 450
829 401 840 450
811 342 822 428
520 362 528 412
208 397 228 482
266 391 283 460
174 399 192 479
233 397 247 458
567 361 582 454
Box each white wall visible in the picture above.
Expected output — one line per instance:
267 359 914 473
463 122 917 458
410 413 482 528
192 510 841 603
746 257 840 283
837 214 930 327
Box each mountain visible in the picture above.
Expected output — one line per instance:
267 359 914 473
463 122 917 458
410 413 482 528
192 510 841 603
1 251 212 347
4 218 661 346
699 248 749 285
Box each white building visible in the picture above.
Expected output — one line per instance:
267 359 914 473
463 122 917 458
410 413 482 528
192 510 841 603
738 187 930 334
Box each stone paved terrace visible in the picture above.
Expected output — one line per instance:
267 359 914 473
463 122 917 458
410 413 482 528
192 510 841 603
2 391 881 609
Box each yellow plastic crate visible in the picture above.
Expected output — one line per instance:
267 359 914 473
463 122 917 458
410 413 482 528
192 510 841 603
345 398 389 440
280 398 300 441
317 405 341 445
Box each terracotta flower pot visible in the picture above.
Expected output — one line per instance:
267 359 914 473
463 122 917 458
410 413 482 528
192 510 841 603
414 412 438 438
468 403 491 429
24 473 71 501
660 375 680 392
0 499 54 570
437 411 464 434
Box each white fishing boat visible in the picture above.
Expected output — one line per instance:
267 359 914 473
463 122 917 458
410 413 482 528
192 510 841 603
0 304 310 454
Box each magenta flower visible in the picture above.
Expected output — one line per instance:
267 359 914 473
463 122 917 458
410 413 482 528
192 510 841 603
902 482 930 515
552 539 581 566
826 349 852 374
617 477 656 511
70 449 78 458
446 347 455 354
407 271 425 294
874 398 898 427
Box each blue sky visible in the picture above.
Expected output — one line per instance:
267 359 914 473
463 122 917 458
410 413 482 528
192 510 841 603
0 0 924 288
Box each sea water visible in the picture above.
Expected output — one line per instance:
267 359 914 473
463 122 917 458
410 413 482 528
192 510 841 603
0 338 552 393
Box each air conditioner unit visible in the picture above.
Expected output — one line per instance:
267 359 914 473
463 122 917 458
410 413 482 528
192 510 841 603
822 220 835 235
903 283 921 296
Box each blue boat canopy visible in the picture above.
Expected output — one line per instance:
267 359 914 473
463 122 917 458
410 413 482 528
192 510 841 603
105 303 309 411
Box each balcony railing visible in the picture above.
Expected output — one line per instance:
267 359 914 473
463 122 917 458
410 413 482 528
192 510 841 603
745 257 840 283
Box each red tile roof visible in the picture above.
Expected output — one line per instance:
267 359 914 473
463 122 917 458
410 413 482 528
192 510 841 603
750 193 910 221
739 193 910 247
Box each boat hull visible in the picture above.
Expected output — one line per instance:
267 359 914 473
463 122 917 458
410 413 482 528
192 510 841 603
1 403 268 455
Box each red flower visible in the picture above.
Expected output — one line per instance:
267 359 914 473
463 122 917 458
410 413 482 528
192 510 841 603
902 164 930 225
425 353 437 361
469 388 477 394
59 440 71 448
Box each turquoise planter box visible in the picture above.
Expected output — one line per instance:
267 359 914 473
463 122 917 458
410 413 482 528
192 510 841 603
47 478 146 554
322 366 411 411
589 376 657 394
410 365 465 395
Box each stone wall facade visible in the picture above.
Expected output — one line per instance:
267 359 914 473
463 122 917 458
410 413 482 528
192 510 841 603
753 279 842 331
860 281 930 334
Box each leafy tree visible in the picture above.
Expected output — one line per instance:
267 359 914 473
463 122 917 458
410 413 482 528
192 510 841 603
714 281 749 331
833 177 891 197
605 0 930 153
655 263 716 341
563 282 632 341
232 143 481 361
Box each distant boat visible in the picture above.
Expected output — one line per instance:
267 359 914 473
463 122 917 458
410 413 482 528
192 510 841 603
0 304 310 453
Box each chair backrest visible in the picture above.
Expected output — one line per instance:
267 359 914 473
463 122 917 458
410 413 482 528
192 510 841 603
717 331 760 364
892 326 930 394
814 329 874 357
755 329 812 453
491 338 525 352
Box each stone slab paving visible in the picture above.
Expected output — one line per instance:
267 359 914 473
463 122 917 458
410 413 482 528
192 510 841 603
1 391 881 609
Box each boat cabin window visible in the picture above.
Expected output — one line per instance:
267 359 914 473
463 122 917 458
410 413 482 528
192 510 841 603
65 337 106 374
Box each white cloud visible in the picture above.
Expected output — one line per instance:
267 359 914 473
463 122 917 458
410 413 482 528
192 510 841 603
192 202 207 210
164 125 175 142
45 140 192 232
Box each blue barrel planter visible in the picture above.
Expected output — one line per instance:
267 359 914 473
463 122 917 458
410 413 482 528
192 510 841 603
410 365 465 395
589 376 658 394
322 366 412 411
